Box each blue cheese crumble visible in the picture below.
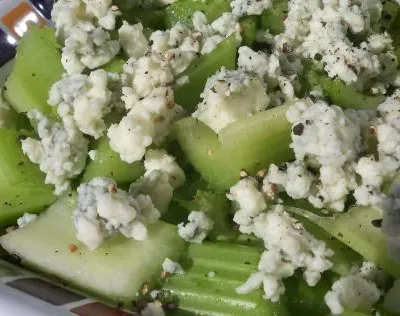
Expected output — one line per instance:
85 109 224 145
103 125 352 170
21 110 88 195
178 211 214 243
162 257 185 275
192 67 269 133
74 177 160 250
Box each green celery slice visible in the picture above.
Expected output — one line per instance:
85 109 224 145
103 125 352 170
0 193 186 306
165 0 231 28
4 25 63 119
122 9 166 30
260 0 288 35
163 242 288 315
101 58 125 73
302 62 384 110
0 129 48 187
0 186 55 226
174 34 237 111
287 206 400 278
173 104 293 191
240 16 259 47
81 137 144 186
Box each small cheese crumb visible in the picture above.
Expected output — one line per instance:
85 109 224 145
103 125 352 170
162 258 184 275
17 213 38 228
178 211 214 243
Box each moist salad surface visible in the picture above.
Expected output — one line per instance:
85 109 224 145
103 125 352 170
1 0 400 315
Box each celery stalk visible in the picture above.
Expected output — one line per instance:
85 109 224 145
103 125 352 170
287 206 400 278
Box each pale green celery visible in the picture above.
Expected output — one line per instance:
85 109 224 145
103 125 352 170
240 16 259 47
163 242 288 315
4 25 62 120
81 136 144 186
0 193 186 307
174 34 237 111
101 58 125 73
122 9 166 30
287 206 400 278
173 104 293 191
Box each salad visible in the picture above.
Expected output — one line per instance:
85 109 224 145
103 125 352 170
0 0 400 315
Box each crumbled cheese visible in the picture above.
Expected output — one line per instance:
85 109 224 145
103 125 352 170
208 271 216 279
263 161 314 200
48 70 112 139
74 177 160 250
17 213 38 228
384 279 400 314
276 0 398 92
144 149 186 189
162 258 184 275
140 302 165 316
178 211 214 243
52 0 120 74
235 204 333 302
21 110 88 195
118 22 149 58
324 273 381 315
108 87 182 163
227 177 267 234
88 150 97 161
380 182 400 263
193 67 269 133
230 0 272 18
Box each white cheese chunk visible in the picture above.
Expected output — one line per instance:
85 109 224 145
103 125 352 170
193 67 269 133
74 177 160 250
178 211 214 243
21 110 88 195
17 213 38 228
230 0 272 18
162 258 185 275
118 22 149 58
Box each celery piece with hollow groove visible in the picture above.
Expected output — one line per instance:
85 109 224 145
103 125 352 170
81 136 144 186
4 25 62 120
260 0 288 35
164 0 231 28
286 206 400 278
174 34 237 111
162 242 288 315
173 104 293 191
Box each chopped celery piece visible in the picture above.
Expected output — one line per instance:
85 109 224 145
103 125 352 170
122 9 166 30
287 206 400 278
174 189 238 241
0 193 186 306
302 62 384 110
0 129 47 187
174 34 237 111
382 0 400 31
163 242 288 315
284 272 333 316
101 58 125 73
260 0 288 35
165 0 231 27
81 137 144 186
0 186 55 226
4 25 62 119
173 104 293 191
240 16 259 47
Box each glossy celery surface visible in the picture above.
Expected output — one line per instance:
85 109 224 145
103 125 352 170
4 25 62 119
0 193 186 307
288 206 400 278
174 104 293 191
82 137 144 186
122 9 166 30
175 34 237 110
164 242 288 315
